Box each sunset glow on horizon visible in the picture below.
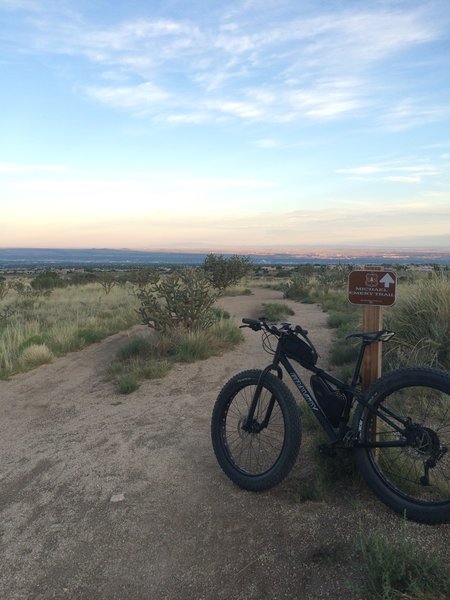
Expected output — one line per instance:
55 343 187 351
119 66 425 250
1 1 449 250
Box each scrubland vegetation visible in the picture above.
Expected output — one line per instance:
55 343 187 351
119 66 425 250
0 254 251 383
1 261 449 386
1 261 449 597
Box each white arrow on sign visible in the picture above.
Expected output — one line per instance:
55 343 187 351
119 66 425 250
380 273 395 288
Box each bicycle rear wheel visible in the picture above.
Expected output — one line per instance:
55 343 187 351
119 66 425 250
211 369 301 491
355 368 450 523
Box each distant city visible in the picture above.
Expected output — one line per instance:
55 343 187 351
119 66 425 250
0 247 449 269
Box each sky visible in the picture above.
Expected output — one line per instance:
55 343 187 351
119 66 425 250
1 0 450 250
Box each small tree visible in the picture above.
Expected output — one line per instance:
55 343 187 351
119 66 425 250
97 272 118 295
203 254 252 293
135 268 218 332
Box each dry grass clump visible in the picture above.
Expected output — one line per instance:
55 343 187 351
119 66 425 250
19 344 54 369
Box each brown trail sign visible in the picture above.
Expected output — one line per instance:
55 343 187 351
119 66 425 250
348 269 397 307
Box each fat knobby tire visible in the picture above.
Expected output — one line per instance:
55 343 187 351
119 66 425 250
211 369 301 491
355 367 450 524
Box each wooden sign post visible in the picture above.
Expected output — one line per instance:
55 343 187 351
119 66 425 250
348 265 397 444
361 304 383 391
347 266 397 390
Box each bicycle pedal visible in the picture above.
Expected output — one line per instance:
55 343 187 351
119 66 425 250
318 444 336 457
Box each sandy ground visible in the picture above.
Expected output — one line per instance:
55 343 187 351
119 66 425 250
0 288 448 600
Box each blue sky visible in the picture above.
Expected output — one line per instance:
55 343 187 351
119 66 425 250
1 0 449 249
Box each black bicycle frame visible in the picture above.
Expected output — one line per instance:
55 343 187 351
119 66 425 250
244 339 410 449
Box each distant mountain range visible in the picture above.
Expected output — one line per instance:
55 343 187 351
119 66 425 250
0 247 449 269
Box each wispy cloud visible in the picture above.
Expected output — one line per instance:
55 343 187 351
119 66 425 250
336 158 442 184
87 81 170 113
2 1 447 126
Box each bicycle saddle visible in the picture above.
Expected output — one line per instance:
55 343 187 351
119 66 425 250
346 330 395 342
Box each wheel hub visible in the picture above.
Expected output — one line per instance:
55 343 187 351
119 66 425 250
405 425 439 459
238 416 261 437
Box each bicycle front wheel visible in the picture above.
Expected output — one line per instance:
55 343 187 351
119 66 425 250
355 368 450 523
211 369 301 491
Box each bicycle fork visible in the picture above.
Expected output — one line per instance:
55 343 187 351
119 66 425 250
243 365 280 433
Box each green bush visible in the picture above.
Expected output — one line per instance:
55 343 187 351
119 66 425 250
116 336 153 360
221 287 253 297
135 268 218 332
77 328 103 344
203 254 252 292
211 307 230 320
175 331 212 362
30 270 65 291
283 273 313 302
117 373 140 395
261 302 295 322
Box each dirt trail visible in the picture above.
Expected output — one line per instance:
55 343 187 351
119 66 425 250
0 288 447 599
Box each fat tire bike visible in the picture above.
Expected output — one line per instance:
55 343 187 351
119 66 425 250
211 318 449 524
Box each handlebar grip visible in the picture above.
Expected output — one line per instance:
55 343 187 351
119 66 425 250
295 325 308 336
242 318 260 326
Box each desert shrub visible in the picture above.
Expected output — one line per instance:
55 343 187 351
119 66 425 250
107 333 174 392
117 373 140 395
175 331 213 362
211 318 243 347
135 268 218 332
283 273 313 302
385 273 450 369
77 328 104 345
355 520 449 600
127 268 160 288
315 265 351 295
211 307 230 320
31 270 65 291
65 272 99 286
116 336 153 361
18 334 47 350
261 302 295 322
221 287 253 297
327 311 352 329
19 344 54 369
203 253 252 292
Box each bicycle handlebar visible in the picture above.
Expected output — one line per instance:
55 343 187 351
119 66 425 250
241 317 308 337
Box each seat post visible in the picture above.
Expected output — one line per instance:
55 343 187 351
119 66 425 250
350 340 370 388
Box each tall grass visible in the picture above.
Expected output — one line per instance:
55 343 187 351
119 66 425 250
386 273 450 369
0 283 139 378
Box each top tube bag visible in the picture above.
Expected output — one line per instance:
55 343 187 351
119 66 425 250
281 333 318 369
